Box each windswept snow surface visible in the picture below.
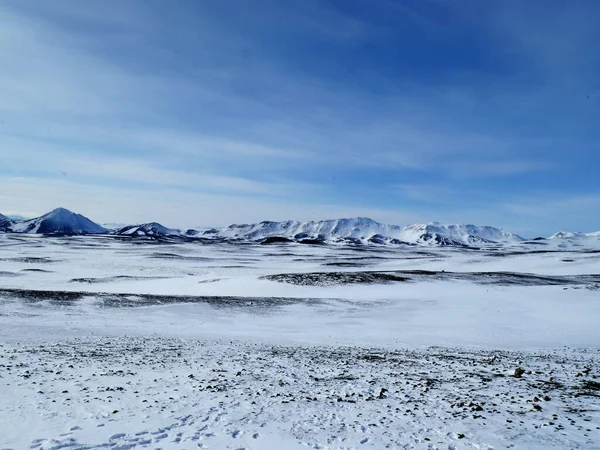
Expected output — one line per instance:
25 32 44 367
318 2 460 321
9 208 107 235
0 234 599 449
207 217 524 246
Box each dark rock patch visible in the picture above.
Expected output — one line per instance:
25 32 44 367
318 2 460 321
261 236 294 245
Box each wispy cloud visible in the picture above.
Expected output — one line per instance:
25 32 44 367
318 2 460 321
0 176 422 228
0 0 598 234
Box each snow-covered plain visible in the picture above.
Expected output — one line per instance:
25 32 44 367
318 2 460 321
1 234 599 449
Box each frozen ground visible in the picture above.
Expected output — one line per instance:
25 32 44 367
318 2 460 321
0 234 599 449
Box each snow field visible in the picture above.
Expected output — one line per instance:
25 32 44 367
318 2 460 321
0 234 599 448
2 337 599 449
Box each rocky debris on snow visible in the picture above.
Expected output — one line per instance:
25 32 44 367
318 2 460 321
1 337 599 449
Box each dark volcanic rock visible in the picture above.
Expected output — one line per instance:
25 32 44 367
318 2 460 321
261 236 294 245
298 238 325 245
0 213 13 231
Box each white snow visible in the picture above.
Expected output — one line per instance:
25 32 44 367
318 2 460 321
0 234 599 449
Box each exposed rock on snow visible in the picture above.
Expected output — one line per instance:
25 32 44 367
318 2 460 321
9 207 107 235
1 336 599 450
1 232 600 448
260 236 295 244
0 213 13 231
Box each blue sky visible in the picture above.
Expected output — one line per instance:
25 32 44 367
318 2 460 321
0 0 598 236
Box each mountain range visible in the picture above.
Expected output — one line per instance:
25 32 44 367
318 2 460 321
1 207 598 247
204 218 525 246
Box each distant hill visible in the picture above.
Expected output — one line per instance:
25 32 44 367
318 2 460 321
115 222 181 237
9 208 107 235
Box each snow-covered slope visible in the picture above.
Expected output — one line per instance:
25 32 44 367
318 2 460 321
549 230 600 239
0 213 13 231
397 222 524 246
10 208 107 235
210 217 403 244
549 231 587 239
522 230 600 252
205 217 524 246
115 222 180 237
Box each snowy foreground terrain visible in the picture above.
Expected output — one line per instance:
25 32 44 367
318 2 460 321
1 234 599 449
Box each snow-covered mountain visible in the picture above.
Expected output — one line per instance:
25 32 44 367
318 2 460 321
0 213 13 231
204 217 524 246
12 207 595 248
10 208 107 235
549 231 600 239
210 217 400 243
549 231 587 239
396 222 525 246
115 222 181 237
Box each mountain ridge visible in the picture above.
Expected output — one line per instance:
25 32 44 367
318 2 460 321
202 217 525 246
116 222 181 237
2 208 598 247
549 230 600 239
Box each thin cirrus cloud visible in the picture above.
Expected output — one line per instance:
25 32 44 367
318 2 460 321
0 0 598 235
0 176 424 229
